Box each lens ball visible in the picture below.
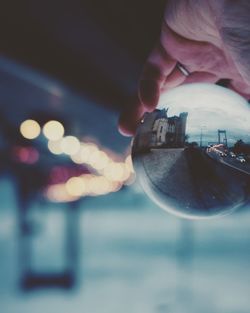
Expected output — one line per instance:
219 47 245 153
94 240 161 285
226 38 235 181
132 83 250 219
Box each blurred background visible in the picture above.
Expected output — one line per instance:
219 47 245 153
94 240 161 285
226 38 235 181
0 1 250 312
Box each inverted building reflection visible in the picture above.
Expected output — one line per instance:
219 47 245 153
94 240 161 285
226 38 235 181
133 109 188 152
132 100 250 219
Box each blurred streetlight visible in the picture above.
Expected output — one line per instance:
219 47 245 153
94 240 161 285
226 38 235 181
20 119 41 139
61 136 80 155
43 120 64 141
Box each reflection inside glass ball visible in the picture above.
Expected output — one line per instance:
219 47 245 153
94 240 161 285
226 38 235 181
132 83 250 219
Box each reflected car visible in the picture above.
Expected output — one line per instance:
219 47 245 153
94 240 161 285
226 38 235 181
236 156 246 163
219 152 227 157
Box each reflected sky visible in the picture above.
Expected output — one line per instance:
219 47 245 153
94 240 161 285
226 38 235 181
158 83 250 146
132 83 250 219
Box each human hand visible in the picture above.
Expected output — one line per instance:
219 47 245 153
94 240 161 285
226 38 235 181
119 0 250 136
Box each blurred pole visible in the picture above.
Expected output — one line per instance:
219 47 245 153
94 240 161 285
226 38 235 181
17 196 32 289
65 200 80 288
175 220 195 311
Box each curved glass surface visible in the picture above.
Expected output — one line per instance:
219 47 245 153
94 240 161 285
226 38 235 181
132 83 250 219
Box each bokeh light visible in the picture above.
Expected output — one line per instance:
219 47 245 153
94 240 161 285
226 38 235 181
88 150 110 170
13 146 39 164
48 139 63 155
20 119 41 139
66 176 86 197
89 176 112 195
103 162 126 182
43 120 64 141
70 150 84 164
45 133 135 199
61 136 80 155
80 143 99 163
46 183 79 202
125 155 134 173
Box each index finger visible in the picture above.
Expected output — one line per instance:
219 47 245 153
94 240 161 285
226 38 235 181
118 41 177 136
139 41 177 111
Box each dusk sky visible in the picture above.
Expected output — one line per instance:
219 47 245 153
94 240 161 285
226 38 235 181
158 83 250 146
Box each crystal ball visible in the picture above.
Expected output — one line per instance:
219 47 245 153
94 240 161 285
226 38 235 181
132 83 250 219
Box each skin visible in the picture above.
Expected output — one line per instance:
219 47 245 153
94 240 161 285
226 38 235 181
119 0 250 136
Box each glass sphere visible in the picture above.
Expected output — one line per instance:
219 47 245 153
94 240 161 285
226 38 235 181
132 83 250 219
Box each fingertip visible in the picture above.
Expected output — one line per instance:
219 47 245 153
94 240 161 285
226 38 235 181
118 123 134 137
139 79 160 111
118 102 145 137
118 114 137 137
